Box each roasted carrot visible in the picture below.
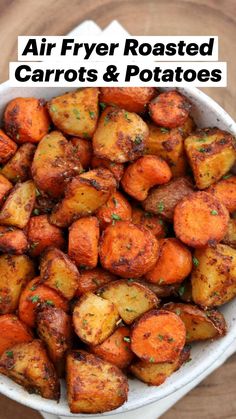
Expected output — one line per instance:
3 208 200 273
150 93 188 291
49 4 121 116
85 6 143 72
0 226 28 255
0 174 13 205
91 156 125 182
149 90 191 128
132 207 166 238
131 309 186 363
207 175 236 213
100 87 157 113
75 267 116 296
0 129 17 164
0 314 33 355
96 191 132 230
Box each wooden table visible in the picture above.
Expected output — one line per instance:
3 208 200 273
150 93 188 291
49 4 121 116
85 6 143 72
0 0 236 418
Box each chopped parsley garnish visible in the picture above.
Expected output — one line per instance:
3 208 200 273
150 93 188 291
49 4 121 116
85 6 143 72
157 201 165 213
50 105 57 113
30 295 40 303
73 109 80 119
149 357 155 363
124 112 131 122
134 135 143 145
46 300 54 306
158 334 164 341
193 256 199 267
125 307 136 313
99 102 106 110
112 197 118 208
6 351 13 358
33 208 40 216
89 110 95 120
178 284 186 297
211 210 218 215
222 174 232 180
160 128 169 133
104 115 110 125
123 336 131 343
111 213 121 221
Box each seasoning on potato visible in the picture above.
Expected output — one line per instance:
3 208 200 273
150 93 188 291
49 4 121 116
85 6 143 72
91 156 125 182
70 137 93 169
1 143 36 183
0 174 12 205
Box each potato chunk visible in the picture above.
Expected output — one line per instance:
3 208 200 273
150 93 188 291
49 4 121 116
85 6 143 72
0 254 35 314
0 180 36 228
70 137 93 169
0 226 28 255
48 88 99 138
73 293 119 345
40 247 79 300
67 350 128 413
50 168 116 227
191 244 236 307
0 174 12 205
93 107 149 163
32 131 82 198
0 340 60 400
222 219 236 248
99 280 159 324
1 143 36 183
99 221 159 278
91 156 124 181
185 128 236 189
164 302 226 342
75 267 116 296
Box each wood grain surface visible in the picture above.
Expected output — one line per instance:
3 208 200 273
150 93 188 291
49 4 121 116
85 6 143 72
0 0 236 418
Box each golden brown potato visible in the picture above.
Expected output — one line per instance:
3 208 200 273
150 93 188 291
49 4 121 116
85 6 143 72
67 350 128 413
132 207 166 238
40 247 79 300
34 190 56 215
164 303 226 342
75 267 116 296
149 90 191 128
91 156 125 182
145 238 192 285
191 244 236 307
0 314 33 355
222 218 236 248
99 221 159 278
4 98 50 144
121 156 172 201
0 254 35 314
185 128 236 189
0 340 60 400
178 116 196 138
143 177 194 221
32 131 82 198
145 123 187 177
174 191 229 248
70 137 93 169
0 174 13 205
96 191 132 230
93 107 149 163
0 226 28 254
135 279 179 298
26 214 65 257
130 346 190 386
68 216 99 269
37 306 72 376
0 129 17 164
73 292 119 345
0 180 36 228
99 280 159 324
100 87 157 113
50 168 116 227
1 143 36 183
48 88 99 138
207 175 236 213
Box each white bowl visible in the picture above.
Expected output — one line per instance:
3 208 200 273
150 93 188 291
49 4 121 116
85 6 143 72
0 81 236 417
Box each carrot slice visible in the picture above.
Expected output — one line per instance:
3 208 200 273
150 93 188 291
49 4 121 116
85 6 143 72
75 267 116 297
0 314 33 355
131 309 186 363
207 175 236 213
18 277 68 327
149 90 191 128
174 191 229 247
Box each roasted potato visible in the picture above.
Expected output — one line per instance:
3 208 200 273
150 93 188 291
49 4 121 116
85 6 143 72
121 156 172 201
149 90 191 128
0 254 35 314
100 87 157 113
132 207 166 238
145 123 187 177
68 216 99 269
96 191 132 230
0 226 28 254
32 131 82 198
207 175 236 213
4 98 50 144
99 221 159 278
0 340 60 400
70 137 93 169
37 306 72 376
191 244 236 307
0 180 36 228
0 174 12 205
145 238 192 285
19 277 68 327
222 218 236 248
174 191 229 247
0 314 33 355
130 346 190 386
90 326 134 369
48 88 99 138
40 247 79 300
75 267 116 296
93 107 149 163
143 177 194 221
67 350 128 413
164 303 226 342
27 214 65 257
99 280 159 324
50 168 116 227
91 156 124 182
135 279 179 298
131 309 186 364
73 292 119 345
178 116 196 138
0 129 17 164
1 143 36 183
34 190 56 215
185 128 236 189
